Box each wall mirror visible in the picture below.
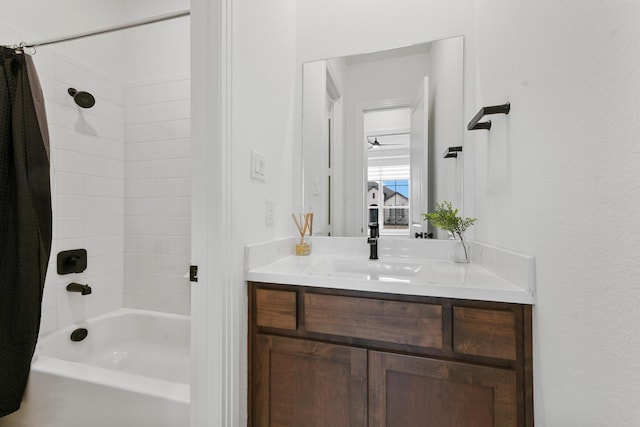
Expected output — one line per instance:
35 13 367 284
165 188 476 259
302 36 464 239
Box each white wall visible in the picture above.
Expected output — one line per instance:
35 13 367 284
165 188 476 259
122 0 190 82
232 0 297 243
468 1 640 425
121 0 191 315
296 0 640 424
123 76 191 315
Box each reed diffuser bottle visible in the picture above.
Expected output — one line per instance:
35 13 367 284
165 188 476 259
292 213 313 256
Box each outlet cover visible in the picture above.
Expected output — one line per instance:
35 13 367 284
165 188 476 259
265 199 274 226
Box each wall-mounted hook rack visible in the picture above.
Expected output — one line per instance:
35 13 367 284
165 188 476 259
467 102 510 131
442 146 463 159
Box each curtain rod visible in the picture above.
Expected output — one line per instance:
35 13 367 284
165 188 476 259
16 9 190 50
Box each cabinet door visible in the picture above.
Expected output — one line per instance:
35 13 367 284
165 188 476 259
369 351 517 427
253 334 367 427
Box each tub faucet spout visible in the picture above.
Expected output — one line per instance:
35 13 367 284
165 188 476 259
67 282 92 295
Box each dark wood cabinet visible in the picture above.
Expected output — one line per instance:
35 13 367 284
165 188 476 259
249 282 533 427
253 334 367 427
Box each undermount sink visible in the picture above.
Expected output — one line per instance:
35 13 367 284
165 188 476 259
307 258 423 278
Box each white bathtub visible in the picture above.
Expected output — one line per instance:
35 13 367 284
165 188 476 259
0 309 190 427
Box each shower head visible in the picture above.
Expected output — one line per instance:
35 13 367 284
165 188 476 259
68 88 95 108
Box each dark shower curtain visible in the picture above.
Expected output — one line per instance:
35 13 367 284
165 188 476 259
0 46 52 417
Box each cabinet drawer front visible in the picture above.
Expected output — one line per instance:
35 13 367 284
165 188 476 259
453 307 517 360
256 289 297 330
305 293 442 349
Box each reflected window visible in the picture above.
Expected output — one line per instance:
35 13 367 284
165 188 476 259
366 179 410 235
382 180 409 229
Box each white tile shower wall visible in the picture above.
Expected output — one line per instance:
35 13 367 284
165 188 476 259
0 23 127 335
124 76 191 315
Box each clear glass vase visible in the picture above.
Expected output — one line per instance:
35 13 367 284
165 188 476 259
450 234 470 263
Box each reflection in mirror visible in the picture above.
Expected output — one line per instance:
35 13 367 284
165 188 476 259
302 36 464 238
366 109 411 236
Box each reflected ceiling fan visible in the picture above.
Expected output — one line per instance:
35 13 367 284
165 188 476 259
367 136 407 149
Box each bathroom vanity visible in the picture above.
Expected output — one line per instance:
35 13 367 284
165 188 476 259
246 237 535 426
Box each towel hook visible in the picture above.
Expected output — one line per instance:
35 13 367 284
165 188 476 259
467 102 510 131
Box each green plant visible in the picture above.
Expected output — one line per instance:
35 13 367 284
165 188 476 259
422 201 477 261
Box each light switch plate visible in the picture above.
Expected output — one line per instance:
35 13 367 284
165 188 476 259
251 150 266 181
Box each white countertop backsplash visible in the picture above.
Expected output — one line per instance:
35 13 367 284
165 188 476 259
245 236 535 304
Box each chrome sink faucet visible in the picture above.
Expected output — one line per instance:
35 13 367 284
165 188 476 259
368 223 379 260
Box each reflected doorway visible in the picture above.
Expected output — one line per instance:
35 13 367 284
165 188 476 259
364 108 411 236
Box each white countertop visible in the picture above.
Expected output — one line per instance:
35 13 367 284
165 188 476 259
245 237 535 305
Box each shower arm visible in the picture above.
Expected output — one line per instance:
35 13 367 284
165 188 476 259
10 9 190 51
